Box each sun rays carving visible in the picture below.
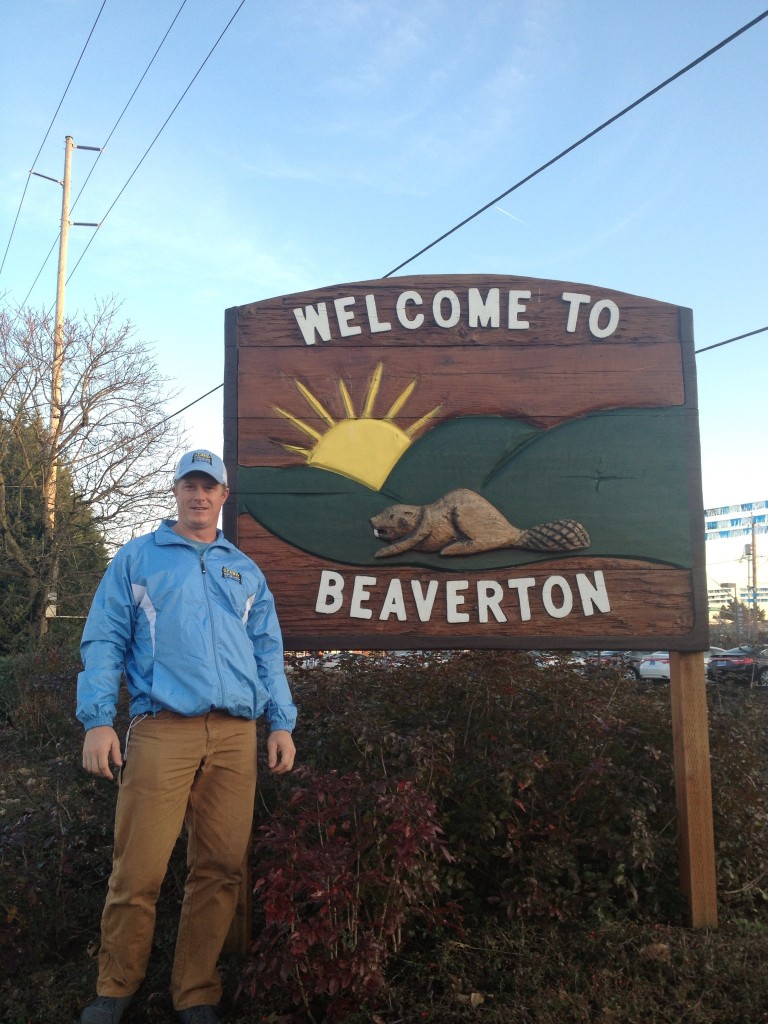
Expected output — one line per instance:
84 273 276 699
273 362 441 490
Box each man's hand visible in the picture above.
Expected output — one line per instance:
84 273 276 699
267 729 296 774
82 726 123 780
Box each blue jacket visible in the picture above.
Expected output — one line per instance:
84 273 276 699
76 520 297 733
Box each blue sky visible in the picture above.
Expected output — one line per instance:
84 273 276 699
1 0 766 592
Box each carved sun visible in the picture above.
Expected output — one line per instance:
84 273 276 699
273 363 441 491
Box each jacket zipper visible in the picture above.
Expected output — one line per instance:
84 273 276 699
198 550 227 706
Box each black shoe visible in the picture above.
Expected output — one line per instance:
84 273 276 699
176 1007 220 1024
80 995 134 1024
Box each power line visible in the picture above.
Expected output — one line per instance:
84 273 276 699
161 383 223 426
694 326 768 354
18 0 190 310
161 320 766 427
141 7 768 426
65 0 246 286
0 0 108 279
59 382 226 465
383 9 768 278
5 5 764 430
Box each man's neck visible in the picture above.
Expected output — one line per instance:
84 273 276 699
171 522 218 544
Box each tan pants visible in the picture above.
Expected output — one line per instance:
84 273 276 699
96 710 257 1010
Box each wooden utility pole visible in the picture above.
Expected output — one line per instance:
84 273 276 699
40 136 74 623
34 136 100 627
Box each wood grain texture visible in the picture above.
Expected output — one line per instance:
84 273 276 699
236 341 684 465
225 275 708 650
233 274 680 349
237 513 702 649
670 652 718 927
225 278 716 936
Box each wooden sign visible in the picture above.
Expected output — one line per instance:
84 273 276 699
223 274 708 652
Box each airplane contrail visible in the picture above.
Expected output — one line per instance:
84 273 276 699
495 205 525 224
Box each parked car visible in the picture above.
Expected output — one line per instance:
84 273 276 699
707 646 768 686
638 651 670 682
531 650 587 668
703 647 725 668
638 649 726 682
584 650 648 680
288 650 345 671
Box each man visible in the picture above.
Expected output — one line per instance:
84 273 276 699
76 449 297 1024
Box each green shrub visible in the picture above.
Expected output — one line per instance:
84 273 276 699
269 652 688 925
0 637 83 740
0 641 112 970
3 646 768 1023
707 683 768 915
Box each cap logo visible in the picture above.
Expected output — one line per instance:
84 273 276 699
174 449 227 485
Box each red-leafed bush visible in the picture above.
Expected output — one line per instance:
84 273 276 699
240 767 458 1021
5 646 768 1023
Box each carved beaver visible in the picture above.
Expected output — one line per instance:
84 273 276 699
370 488 590 558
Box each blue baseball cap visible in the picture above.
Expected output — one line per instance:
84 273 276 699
173 449 228 486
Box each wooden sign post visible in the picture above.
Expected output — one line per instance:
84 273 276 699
670 652 717 926
224 274 716 931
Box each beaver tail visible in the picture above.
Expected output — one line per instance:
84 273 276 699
518 519 590 552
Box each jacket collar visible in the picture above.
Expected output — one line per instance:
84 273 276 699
156 519 232 549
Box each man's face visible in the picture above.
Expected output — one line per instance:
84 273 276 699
172 472 229 538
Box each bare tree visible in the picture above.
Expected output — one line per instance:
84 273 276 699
0 298 186 639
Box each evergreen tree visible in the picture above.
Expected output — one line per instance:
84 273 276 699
0 415 108 653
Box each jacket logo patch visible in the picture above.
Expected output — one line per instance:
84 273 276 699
222 566 242 583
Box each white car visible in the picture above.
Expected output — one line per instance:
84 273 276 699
638 651 670 681
639 649 725 682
